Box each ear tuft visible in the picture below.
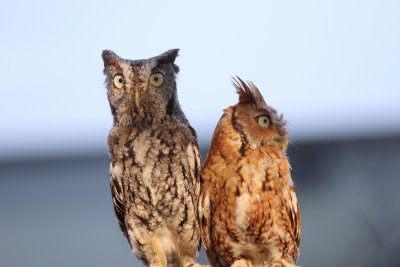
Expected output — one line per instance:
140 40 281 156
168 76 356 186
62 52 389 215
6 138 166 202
232 76 266 106
156 49 180 64
102 50 119 67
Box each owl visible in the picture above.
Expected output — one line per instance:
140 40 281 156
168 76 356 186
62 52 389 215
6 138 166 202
102 49 203 267
199 77 301 267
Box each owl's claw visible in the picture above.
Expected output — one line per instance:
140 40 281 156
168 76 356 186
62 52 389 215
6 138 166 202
231 258 252 267
270 259 299 267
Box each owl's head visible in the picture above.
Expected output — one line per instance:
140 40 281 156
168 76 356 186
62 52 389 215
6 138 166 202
230 77 288 151
102 49 180 123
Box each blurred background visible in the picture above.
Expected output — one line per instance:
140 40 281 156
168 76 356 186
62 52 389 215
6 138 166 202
1 1 399 266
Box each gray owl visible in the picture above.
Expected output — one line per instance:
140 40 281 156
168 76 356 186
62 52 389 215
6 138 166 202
102 49 203 267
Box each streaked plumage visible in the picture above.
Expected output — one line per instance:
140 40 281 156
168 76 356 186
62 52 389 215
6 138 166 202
102 49 202 267
199 77 301 267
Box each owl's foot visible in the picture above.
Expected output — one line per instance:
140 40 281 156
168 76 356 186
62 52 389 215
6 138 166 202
185 264 210 267
148 260 166 267
148 256 167 267
270 259 299 267
231 258 253 267
180 256 210 267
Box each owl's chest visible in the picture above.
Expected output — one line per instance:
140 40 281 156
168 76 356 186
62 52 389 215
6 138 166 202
109 126 191 202
209 155 291 229
109 126 180 165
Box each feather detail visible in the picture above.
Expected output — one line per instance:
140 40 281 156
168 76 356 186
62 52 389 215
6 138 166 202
232 76 266 107
110 172 128 239
231 76 287 137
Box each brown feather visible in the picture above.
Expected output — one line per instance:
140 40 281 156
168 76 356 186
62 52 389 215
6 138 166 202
110 177 129 239
232 76 266 107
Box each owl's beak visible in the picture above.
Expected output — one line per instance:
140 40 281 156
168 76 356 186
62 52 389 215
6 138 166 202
135 91 140 108
133 85 140 108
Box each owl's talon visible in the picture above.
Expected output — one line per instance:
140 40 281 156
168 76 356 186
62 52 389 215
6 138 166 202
231 259 252 267
270 259 298 267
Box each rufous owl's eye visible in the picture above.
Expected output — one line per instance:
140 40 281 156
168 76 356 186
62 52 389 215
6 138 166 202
113 74 124 89
257 115 270 128
149 73 164 87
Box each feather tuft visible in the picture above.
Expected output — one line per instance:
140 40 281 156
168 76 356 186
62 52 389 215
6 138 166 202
232 76 266 106
102 49 119 67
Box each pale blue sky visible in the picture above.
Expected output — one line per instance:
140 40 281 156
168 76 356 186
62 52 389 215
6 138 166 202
1 0 399 159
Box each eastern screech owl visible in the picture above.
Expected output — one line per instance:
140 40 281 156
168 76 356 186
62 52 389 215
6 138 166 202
199 77 301 267
102 49 202 267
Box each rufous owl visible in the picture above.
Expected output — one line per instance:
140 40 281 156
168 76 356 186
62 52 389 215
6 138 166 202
199 77 301 267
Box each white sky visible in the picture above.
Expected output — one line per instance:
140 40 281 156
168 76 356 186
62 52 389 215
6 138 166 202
1 0 399 159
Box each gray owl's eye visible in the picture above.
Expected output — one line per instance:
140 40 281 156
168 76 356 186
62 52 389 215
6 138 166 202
149 73 164 87
113 74 124 89
256 115 270 128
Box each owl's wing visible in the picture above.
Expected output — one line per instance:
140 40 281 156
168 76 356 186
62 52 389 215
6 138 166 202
198 190 211 257
184 123 202 204
109 172 128 239
190 142 202 195
199 190 221 267
288 186 301 248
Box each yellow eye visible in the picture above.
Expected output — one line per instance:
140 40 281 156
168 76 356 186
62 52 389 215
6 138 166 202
149 73 164 87
257 115 270 128
113 74 124 89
